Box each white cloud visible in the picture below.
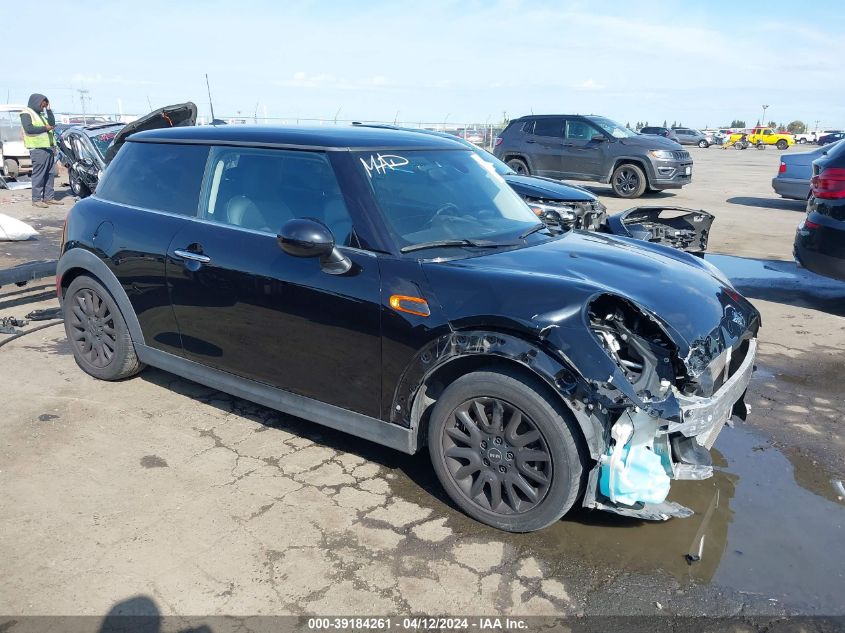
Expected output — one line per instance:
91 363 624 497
576 79 605 91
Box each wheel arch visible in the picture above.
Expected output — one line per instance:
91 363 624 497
57 248 146 346
501 153 534 173
608 156 653 183
393 329 603 458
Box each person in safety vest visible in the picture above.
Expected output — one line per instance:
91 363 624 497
19 93 63 208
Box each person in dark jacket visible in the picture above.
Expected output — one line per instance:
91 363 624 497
19 93 63 208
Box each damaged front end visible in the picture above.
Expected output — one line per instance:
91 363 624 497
575 294 757 521
604 206 714 255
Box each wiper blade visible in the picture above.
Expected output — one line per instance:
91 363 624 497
400 239 512 253
519 222 551 239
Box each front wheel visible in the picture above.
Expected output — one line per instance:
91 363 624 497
4 158 19 179
63 275 144 381
611 163 647 198
69 168 92 198
428 369 585 532
776 139 789 150
799 138 807 144
506 158 530 175
698 139 709 148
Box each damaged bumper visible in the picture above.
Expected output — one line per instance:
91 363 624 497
605 206 714 255
585 337 757 521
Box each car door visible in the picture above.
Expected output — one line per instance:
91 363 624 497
166 146 383 418
524 117 565 177
558 118 604 179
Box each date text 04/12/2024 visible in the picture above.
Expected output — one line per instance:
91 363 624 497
307 617 529 630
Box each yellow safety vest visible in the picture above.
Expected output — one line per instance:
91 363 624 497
20 106 56 149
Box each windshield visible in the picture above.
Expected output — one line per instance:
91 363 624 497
85 125 123 158
587 116 637 139
357 149 541 254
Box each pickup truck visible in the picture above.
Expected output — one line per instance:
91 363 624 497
747 127 793 150
794 130 841 145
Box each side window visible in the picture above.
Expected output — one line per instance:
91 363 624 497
763 129 773 135
96 142 209 216
532 118 564 137
201 147 354 246
565 120 593 140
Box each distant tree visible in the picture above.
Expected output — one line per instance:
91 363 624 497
767 120 777 128
730 119 746 128
626 121 631 129
645 121 649 127
755 119 761 126
663 119 667 128
671 120 677 128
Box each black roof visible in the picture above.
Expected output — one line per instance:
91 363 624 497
129 124 468 151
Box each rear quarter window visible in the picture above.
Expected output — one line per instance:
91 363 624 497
96 141 210 216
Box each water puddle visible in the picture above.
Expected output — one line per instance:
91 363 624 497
396 425 845 612
522 426 844 606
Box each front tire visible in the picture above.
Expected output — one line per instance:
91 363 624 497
799 138 807 144
428 369 584 532
611 163 647 198
698 139 709 148
69 168 92 198
506 158 530 175
63 275 143 381
4 158 19 180
776 139 789 150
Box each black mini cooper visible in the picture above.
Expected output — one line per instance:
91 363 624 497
58 125 760 532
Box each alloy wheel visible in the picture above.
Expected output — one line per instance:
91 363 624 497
614 168 639 194
68 288 117 368
441 397 552 515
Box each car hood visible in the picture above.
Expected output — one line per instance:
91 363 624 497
105 102 197 164
623 135 683 150
503 174 596 201
423 231 759 371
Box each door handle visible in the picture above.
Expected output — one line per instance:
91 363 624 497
174 249 211 264
525 139 536 144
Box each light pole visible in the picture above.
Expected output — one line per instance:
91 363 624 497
761 104 769 126
77 89 90 124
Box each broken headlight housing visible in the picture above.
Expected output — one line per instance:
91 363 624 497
588 295 682 401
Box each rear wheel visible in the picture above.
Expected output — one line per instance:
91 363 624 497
506 158 530 175
63 275 143 381
799 138 807 144
611 163 647 198
698 139 709 148
776 139 789 150
428 369 584 532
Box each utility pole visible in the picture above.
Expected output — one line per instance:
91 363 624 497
761 104 769 126
77 89 90 124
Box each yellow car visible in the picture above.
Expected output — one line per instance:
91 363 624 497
747 127 794 150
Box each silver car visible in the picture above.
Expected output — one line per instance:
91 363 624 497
771 140 843 200
672 128 712 148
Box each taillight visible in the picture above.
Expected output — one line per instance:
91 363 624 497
802 219 821 230
494 137 503 146
811 167 845 199
778 162 786 174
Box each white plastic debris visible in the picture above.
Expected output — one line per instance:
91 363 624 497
0 214 39 241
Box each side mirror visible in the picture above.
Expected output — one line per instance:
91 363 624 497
277 217 352 275
591 134 608 142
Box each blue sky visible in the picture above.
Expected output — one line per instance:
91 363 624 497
5 0 843 128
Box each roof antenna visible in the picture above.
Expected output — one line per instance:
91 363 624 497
205 73 216 122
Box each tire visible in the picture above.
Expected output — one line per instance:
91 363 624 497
799 138 807 144
4 158 19 180
756 142 766 150
427 368 585 532
69 169 91 198
698 139 709 148
776 139 788 150
611 163 647 198
506 158 530 175
63 275 144 381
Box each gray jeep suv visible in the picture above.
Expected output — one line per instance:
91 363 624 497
494 115 693 198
